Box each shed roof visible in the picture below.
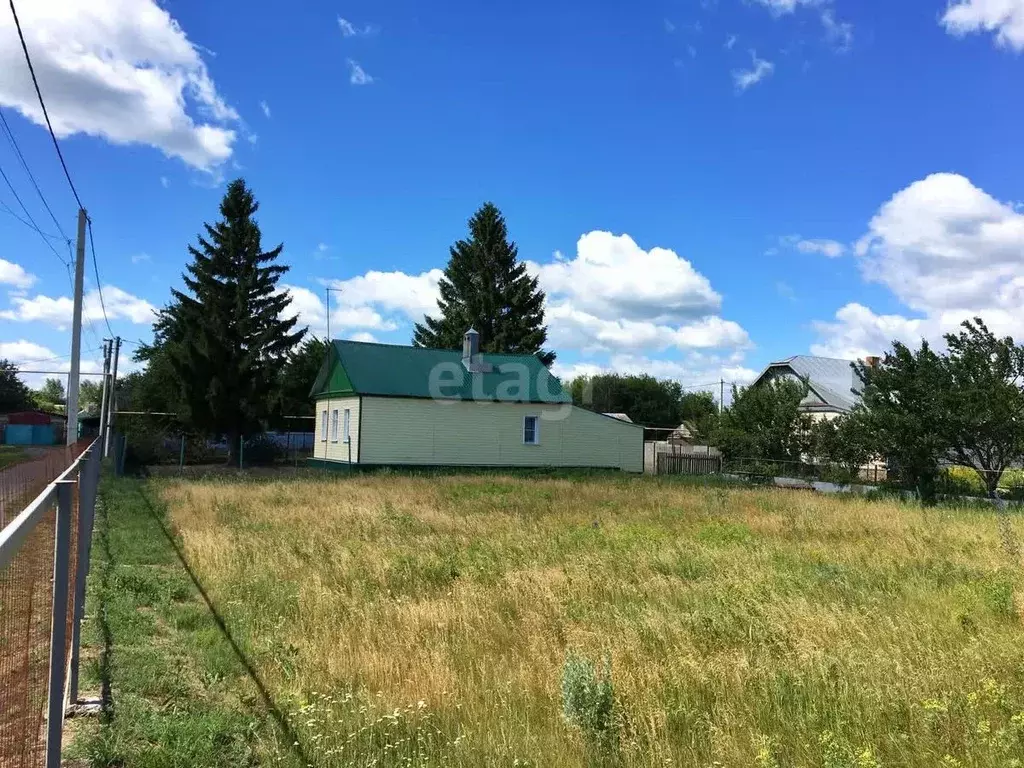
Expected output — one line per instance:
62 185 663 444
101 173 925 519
311 340 572 403
602 412 633 422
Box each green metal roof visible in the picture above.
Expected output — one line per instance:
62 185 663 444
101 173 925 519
311 340 572 403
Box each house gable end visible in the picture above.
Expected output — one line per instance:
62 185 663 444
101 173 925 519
311 345 357 399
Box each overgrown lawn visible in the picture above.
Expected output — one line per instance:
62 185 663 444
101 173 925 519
78 472 1024 767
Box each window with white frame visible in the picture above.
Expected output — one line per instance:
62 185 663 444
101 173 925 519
321 409 328 442
523 415 539 445
343 409 351 443
330 409 339 442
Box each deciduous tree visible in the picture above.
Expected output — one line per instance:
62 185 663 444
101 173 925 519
810 412 874 481
716 378 811 463
0 360 32 412
679 391 720 442
941 318 1024 498
854 341 949 505
33 377 65 412
79 379 102 414
565 373 684 430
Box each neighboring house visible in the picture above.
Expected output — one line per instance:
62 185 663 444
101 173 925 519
668 421 697 444
750 355 863 421
0 410 66 445
602 413 633 423
310 330 643 471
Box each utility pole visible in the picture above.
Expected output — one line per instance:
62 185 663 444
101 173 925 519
104 337 121 457
719 378 725 415
66 208 87 445
98 340 111 451
323 287 341 461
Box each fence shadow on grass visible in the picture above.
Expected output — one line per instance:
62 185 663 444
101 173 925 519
95 494 114 718
134 485 311 767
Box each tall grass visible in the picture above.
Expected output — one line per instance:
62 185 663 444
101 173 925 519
156 474 1024 767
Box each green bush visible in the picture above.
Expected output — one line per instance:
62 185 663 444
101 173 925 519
561 651 618 754
242 434 284 466
999 469 1024 500
124 432 177 468
939 466 986 497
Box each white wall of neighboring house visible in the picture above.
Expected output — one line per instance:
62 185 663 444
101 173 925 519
313 396 360 463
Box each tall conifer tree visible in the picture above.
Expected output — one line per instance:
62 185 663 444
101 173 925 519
154 179 304 464
413 202 554 365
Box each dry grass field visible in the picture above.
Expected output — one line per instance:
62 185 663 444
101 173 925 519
79 473 1024 767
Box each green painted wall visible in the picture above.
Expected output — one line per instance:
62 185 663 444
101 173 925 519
357 397 642 471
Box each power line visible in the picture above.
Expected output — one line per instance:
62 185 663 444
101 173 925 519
0 195 55 234
10 351 72 366
7 0 83 210
0 107 69 240
0 156 69 266
9 345 101 368
84 315 104 349
86 217 114 336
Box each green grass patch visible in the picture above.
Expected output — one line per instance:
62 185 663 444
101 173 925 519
68 476 295 767
0 445 29 469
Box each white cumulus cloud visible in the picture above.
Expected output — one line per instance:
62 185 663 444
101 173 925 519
0 0 238 170
325 269 444 322
0 285 156 329
942 0 1024 50
813 173 1024 358
0 258 36 289
528 231 722 323
0 339 103 387
307 231 751 381
286 270 442 339
282 285 397 340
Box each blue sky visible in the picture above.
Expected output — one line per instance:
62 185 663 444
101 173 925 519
2 0 1024 397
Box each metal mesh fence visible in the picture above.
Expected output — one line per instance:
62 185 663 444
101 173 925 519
0 445 86 528
0 443 90 767
113 417 315 470
0 502 56 768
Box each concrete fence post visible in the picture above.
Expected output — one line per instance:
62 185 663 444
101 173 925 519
45 480 75 768
68 447 99 703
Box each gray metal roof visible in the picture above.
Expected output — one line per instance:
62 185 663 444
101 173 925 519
602 413 633 423
754 355 862 412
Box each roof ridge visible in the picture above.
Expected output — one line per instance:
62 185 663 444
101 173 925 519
791 354 856 364
333 338 542 360
333 338 429 350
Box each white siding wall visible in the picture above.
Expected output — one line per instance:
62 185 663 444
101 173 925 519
313 396 360 462
357 397 642 471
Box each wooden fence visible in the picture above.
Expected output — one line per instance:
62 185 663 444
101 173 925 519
656 453 723 476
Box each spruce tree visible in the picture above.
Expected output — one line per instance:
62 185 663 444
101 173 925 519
155 179 304 464
413 202 555 365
